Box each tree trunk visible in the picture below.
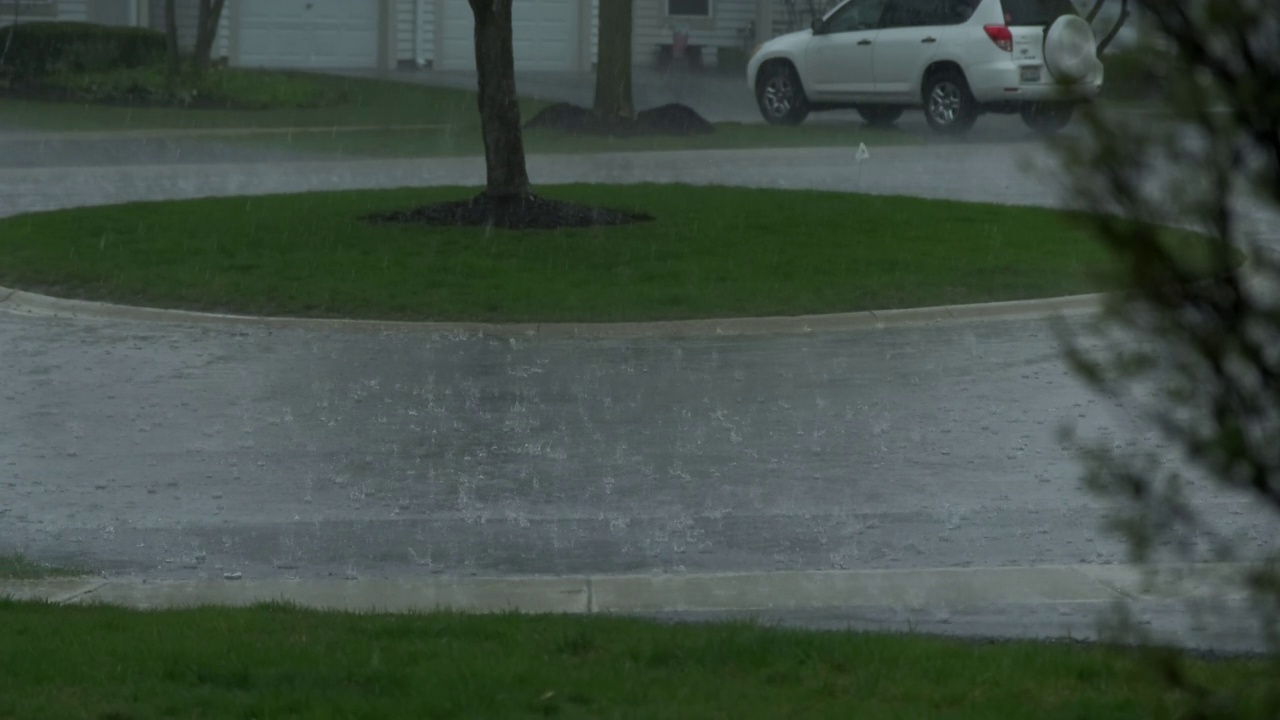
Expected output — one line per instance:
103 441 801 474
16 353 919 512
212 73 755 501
191 0 227 75
593 0 635 121
164 0 180 75
469 0 531 199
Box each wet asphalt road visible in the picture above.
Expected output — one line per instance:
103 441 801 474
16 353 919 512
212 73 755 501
0 313 1154 578
1 123 1276 649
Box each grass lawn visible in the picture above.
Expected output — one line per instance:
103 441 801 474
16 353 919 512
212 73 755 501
0 184 1209 323
0 74 479 131
0 71 914 156
0 554 84 580
0 601 1274 719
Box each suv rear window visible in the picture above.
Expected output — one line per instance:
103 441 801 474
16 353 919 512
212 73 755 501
1000 0 1077 25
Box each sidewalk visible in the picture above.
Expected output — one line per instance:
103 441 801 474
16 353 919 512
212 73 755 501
4 564 1265 652
1 563 1250 614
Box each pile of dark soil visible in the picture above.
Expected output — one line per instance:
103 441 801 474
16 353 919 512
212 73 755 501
364 192 654 231
524 102 715 137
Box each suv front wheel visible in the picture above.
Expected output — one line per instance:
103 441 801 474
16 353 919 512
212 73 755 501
922 69 977 135
756 63 810 126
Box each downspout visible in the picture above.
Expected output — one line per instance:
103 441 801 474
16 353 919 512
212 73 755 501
414 0 425 67
754 0 771 48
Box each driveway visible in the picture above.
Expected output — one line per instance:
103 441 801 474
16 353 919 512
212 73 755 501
1 143 1275 651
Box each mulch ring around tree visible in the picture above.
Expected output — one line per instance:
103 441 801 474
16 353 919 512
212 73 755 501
524 102 715 137
363 192 654 231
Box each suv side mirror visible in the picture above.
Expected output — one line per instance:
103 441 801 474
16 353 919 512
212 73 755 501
811 18 824 33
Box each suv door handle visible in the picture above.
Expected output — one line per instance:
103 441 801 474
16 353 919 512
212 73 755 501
921 36 938 43
857 39 872 45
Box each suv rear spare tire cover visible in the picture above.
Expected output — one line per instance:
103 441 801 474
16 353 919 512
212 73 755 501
1043 15 1097 83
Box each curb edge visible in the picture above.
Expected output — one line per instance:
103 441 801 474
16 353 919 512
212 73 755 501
0 286 1107 338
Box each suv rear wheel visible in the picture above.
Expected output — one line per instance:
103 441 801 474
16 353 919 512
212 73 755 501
1020 102 1075 134
922 69 977 135
756 63 810 126
856 106 904 127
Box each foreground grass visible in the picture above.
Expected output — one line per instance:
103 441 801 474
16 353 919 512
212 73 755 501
0 601 1274 719
0 184 1207 323
0 554 83 580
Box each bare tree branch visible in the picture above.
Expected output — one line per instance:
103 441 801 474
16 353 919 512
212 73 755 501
1086 0 1107 23
1096 0 1129 53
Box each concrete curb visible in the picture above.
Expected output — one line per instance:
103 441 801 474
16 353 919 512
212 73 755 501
0 578 107 604
0 286 1106 338
0 564 1247 615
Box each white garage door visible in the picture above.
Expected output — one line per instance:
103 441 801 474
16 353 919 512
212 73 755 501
440 0 580 72
238 0 380 69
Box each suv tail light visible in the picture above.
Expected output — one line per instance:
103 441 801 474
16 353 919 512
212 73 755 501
984 24 1013 52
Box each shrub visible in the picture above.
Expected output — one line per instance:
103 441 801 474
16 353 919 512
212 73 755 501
39 66 347 110
1100 44 1174 101
0 22 167 81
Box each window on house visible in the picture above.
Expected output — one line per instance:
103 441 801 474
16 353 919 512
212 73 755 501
667 0 711 18
0 0 57 17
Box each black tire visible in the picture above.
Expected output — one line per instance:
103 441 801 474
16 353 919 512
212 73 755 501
755 62 810 126
922 69 978 135
1020 102 1075 134
856 106 904 127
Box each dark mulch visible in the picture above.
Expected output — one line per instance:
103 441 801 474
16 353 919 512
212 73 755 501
363 192 654 231
524 102 715 137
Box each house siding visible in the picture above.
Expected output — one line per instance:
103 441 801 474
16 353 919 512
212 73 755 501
590 0 598 66
58 0 88 21
633 0 757 67
1 0 88 23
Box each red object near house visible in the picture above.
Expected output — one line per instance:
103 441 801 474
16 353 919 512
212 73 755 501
673 29 689 59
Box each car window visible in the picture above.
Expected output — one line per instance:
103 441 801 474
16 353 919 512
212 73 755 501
879 0 948 28
824 0 890 33
1000 0 1077 25
940 0 979 23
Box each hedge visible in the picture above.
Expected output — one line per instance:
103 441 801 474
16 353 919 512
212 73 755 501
0 22 167 81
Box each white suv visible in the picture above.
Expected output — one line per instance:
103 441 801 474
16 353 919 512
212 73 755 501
746 0 1104 134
